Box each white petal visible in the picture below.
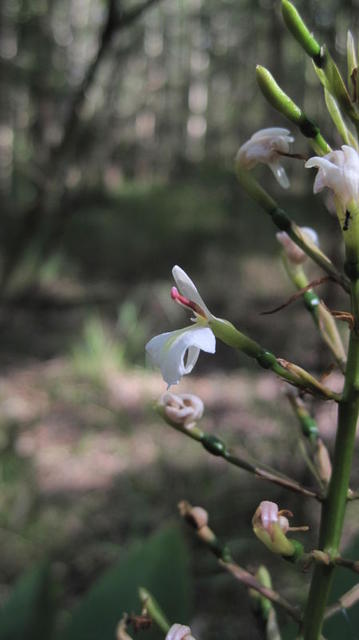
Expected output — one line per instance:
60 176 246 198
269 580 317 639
146 325 215 386
268 162 290 189
260 501 278 530
313 172 326 194
301 227 319 246
306 146 359 208
172 265 213 319
250 127 291 141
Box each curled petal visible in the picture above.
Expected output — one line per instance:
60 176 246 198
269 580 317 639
146 325 215 386
159 391 204 428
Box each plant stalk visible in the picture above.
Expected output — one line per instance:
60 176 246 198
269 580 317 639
302 278 359 639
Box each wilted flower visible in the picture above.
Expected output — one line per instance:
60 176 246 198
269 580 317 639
146 266 216 386
158 391 204 429
276 226 319 264
236 127 294 188
305 145 359 210
165 624 196 640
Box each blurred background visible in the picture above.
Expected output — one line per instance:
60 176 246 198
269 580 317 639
1 0 359 638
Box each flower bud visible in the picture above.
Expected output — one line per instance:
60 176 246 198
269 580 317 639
165 624 196 640
281 0 321 60
158 392 204 430
276 226 319 264
252 501 307 557
314 438 332 484
178 500 209 530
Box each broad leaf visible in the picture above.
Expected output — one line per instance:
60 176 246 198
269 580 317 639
0 561 55 640
58 525 191 640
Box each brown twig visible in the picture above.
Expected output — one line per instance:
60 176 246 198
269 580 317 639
261 276 335 315
161 414 321 500
178 500 302 624
221 560 302 623
324 583 359 620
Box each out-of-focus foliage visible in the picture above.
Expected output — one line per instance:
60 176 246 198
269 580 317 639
1 0 359 290
0 527 191 640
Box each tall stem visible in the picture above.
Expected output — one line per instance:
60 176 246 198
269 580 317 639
302 278 359 640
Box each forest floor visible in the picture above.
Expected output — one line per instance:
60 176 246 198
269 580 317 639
0 353 358 639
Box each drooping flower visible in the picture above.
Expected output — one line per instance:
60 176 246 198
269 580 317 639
236 127 294 188
276 226 319 264
165 624 196 640
305 145 359 210
146 266 216 386
158 391 204 429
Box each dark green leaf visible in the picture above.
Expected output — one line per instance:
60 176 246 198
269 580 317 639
0 561 55 640
323 533 359 639
58 526 191 640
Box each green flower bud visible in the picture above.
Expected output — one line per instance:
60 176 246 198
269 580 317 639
281 0 321 61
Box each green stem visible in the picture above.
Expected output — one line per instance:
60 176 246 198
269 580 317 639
235 166 350 293
138 588 171 635
302 278 359 640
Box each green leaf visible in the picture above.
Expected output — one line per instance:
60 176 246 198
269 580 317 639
324 89 358 148
58 526 192 640
318 47 358 123
0 561 55 640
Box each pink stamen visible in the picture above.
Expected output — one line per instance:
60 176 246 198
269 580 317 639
170 287 206 318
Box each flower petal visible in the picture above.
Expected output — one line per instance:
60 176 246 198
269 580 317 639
268 162 290 189
250 127 292 141
146 325 216 386
172 265 213 319
305 145 359 209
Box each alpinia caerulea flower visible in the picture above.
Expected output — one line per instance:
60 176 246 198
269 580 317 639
305 145 359 210
146 266 216 386
276 226 319 264
236 127 294 189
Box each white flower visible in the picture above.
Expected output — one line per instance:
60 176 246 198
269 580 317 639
305 145 359 209
146 266 216 386
165 624 196 640
236 127 294 189
276 226 319 264
159 391 204 429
